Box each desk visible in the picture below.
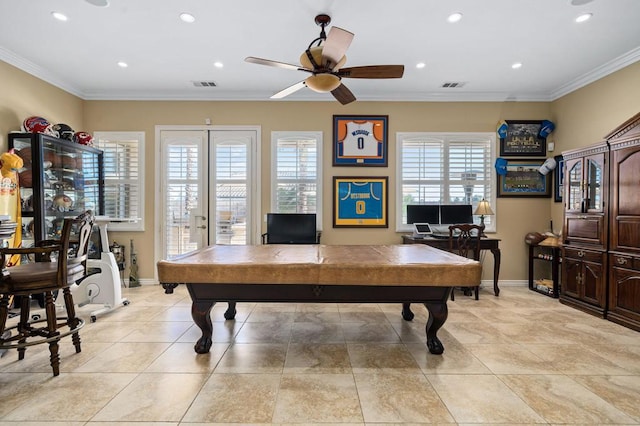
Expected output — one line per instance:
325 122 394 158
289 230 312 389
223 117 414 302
158 244 481 355
402 235 501 296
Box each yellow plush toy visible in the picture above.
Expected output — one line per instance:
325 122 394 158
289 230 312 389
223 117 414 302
0 150 24 266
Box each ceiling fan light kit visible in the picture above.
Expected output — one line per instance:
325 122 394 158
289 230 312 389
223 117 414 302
245 14 404 104
305 74 341 93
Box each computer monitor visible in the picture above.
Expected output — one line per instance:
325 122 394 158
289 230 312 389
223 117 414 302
439 204 473 225
266 213 318 244
406 204 440 225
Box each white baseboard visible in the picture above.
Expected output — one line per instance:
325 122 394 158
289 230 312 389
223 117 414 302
488 280 527 287
125 278 158 287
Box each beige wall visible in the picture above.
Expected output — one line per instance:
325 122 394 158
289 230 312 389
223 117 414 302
549 60 640 239
82 100 551 281
1 58 638 285
0 61 83 150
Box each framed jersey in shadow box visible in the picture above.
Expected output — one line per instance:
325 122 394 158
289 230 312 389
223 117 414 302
333 176 388 227
333 115 388 166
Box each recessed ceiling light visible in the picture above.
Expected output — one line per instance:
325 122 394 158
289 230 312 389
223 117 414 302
512 62 523 69
85 0 110 6
214 62 224 68
180 12 196 23
447 12 463 23
575 13 593 23
416 62 426 69
570 0 593 5
117 61 128 68
52 11 68 21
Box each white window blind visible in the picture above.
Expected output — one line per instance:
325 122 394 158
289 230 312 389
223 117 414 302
271 131 322 227
94 131 145 231
213 139 249 245
396 132 495 232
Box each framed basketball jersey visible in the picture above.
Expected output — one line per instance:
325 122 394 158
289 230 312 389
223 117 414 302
333 176 388 227
333 115 388 166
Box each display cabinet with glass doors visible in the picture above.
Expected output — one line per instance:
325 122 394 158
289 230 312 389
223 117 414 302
560 141 608 317
9 132 104 249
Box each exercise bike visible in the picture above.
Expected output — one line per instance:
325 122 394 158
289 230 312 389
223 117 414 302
63 216 130 322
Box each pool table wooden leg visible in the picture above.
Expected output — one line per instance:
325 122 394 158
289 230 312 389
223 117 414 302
423 299 449 355
401 302 414 321
191 299 214 354
224 302 237 320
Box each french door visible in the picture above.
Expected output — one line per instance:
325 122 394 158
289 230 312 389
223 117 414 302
157 127 259 261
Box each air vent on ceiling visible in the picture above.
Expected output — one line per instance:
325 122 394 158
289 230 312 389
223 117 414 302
192 81 217 87
441 82 466 88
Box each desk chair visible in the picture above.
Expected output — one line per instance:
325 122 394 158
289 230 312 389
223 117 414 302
449 223 483 301
0 211 94 376
224 213 320 321
261 213 321 244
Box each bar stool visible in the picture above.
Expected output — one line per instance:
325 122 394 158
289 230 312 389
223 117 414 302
0 211 94 376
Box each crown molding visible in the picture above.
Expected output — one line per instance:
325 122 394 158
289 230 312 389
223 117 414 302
0 46 84 98
2 45 638 103
550 46 640 100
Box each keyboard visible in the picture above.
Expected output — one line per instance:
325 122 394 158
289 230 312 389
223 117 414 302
430 233 449 239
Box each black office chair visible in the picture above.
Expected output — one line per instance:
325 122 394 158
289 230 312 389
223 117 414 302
261 213 321 244
223 213 321 321
448 223 483 301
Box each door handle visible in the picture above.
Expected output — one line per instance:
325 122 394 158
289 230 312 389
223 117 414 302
196 225 207 229
195 215 207 221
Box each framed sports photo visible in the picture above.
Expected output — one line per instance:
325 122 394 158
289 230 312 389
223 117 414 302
333 115 388 166
333 176 388 227
497 160 552 197
499 120 547 157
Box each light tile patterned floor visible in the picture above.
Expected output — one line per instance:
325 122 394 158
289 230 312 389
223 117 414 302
1 284 639 425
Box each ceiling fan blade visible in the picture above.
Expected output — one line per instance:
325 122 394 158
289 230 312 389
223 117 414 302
245 56 310 72
337 65 405 79
331 83 356 105
271 81 307 99
322 26 354 70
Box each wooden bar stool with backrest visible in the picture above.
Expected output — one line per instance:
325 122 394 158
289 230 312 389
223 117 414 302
0 210 94 376
448 223 484 301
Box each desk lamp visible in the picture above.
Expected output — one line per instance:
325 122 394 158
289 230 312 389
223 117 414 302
474 199 494 236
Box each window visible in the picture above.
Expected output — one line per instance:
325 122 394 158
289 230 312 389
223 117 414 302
271 131 322 228
396 132 495 232
94 131 145 231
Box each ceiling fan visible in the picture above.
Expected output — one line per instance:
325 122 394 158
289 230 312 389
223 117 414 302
245 14 404 105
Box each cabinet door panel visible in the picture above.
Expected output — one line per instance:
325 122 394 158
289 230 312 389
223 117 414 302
616 149 640 216
611 146 640 254
585 156 604 212
582 261 604 306
565 158 583 213
562 258 581 298
565 216 605 245
610 266 640 318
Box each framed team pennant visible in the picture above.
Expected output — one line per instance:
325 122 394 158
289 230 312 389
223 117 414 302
333 115 388 166
333 176 388 227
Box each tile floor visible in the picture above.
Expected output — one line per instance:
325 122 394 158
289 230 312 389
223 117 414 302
1 284 639 425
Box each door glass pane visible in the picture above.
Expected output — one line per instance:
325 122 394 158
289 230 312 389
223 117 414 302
214 140 248 245
568 161 582 211
586 159 602 211
165 143 200 258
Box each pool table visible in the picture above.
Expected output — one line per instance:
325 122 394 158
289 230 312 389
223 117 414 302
157 244 481 355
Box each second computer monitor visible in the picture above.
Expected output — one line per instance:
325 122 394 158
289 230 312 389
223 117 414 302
439 204 473 225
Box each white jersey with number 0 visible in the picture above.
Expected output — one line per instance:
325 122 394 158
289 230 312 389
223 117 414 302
342 121 379 157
